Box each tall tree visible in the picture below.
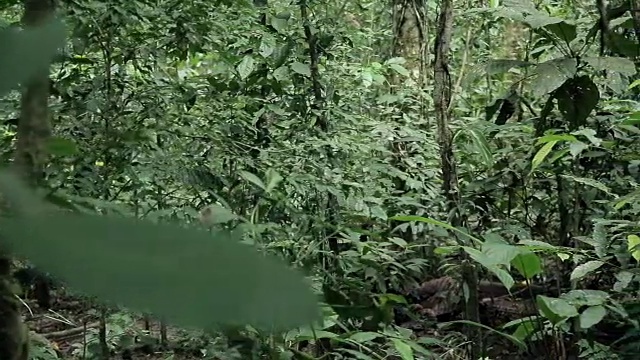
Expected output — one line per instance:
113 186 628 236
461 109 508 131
391 0 427 82
388 0 428 242
1 2 56 359
14 0 57 311
432 0 481 357
16 0 55 183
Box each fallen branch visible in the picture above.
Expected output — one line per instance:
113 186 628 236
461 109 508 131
42 321 100 340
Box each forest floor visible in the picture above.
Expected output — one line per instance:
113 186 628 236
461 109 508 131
19 287 565 359
21 290 199 360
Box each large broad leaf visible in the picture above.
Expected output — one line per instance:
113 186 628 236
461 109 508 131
0 18 66 96
290 62 311 77
237 55 255 80
481 241 521 266
463 247 515 290
259 34 276 58
0 173 319 331
570 260 604 282
579 305 607 329
606 70 630 94
561 289 608 307
628 234 640 262
509 318 538 341
583 56 636 77
239 170 266 191
536 295 578 325
555 75 600 129
511 251 543 279
524 12 563 29
531 58 577 97
391 338 414 360
614 271 634 292
286 327 339 341
541 21 577 44
348 332 382 343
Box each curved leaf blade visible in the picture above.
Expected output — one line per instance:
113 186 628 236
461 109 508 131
579 305 607 329
531 140 558 173
570 260 604 282
3 214 320 330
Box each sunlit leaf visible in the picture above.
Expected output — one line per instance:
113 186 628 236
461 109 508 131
464 247 514 290
579 305 607 329
482 241 521 266
511 251 543 279
290 62 311 77
237 55 255 80
264 168 283 193
391 338 414 360
531 58 576 97
349 332 381 343
531 140 558 173
259 34 276 57
536 295 578 325
628 234 640 262
239 170 266 190
614 271 634 292
584 56 637 76
389 63 410 77
570 260 604 281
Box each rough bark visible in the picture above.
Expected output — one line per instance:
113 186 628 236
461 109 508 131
391 0 427 81
15 0 55 183
0 268 30 360
0 2 57 359
432 0 481 357
388 0 428 242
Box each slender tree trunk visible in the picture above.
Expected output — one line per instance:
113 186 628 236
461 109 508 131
0 1 57 359
14 0 57 313
389 0 427 242
432 0 482 358
16 0 55 183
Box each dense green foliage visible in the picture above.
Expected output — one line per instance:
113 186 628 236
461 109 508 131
4 0 640 359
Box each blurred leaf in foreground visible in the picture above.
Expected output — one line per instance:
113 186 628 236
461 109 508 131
0 171 320 331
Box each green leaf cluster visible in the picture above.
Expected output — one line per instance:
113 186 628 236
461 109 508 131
0 17 319 332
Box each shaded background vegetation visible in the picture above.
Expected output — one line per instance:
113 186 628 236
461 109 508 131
4 0 640 359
